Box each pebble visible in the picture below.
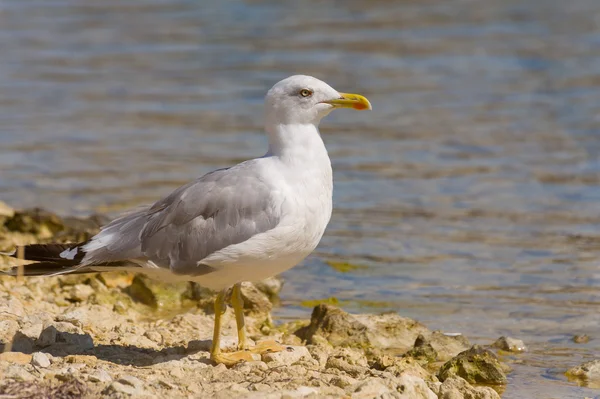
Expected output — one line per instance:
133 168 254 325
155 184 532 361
31 352 51 368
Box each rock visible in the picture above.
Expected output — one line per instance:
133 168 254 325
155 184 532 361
0 319 19 351
254 277 284 298
352 378 391 398
0 296 25 319
0 200 15 217
396 374 438 399
118 375 144 390
88 368 113 383
125 274 189 309
239 282 272 316
296 305 429 352
37 324 58 347
296 304 370 348
355 311 429 351
144 330 163 344
66 354 98 366
573 334 590 344
438 376 501 399
68 284 95 302
4 364 36 381
566 359 600 380
0 352 33 364
492 336 527 353
31 352 51 368
404 333 439 363
426 331 471 361
438 345 507 385
106 381 141 396
262 345 311 366
326 348 369 378
385 357 434 382
4 208 65 236
19 314 47 341
37 322 94 350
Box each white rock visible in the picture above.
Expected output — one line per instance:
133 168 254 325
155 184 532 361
262 345 311 366
396 374 438 399
88 368 112 383
31 352 51 368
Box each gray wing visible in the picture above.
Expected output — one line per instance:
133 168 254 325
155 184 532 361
83 161 283 275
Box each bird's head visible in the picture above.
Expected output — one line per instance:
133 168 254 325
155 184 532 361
265 75 371 126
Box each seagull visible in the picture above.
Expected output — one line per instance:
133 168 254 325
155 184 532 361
3 75 372 365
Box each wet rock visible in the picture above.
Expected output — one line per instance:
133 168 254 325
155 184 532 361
437 376 501 399
31 352 51 368
573 334 590 344
262 345 311 366
125 275 189 309
566 359 600 381
438 345 507 385
492 336 527 353
296 304 370 348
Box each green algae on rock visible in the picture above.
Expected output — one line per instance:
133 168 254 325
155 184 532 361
438 345 508 385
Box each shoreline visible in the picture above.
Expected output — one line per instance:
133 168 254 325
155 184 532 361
1 204 512 398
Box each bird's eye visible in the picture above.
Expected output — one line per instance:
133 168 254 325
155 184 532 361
299 89 313 97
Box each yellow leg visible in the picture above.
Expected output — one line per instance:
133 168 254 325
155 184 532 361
231 283 286 356
210 288 255 366
231 282 249 350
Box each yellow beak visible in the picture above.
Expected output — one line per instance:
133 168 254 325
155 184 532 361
323 92 372 111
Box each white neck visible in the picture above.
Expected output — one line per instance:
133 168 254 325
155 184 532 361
265 123 329 164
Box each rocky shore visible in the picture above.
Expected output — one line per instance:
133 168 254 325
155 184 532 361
0 203 525 398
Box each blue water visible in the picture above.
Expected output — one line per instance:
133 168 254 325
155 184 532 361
2 1 600 397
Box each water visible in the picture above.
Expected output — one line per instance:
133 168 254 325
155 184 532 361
1 0 600 396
